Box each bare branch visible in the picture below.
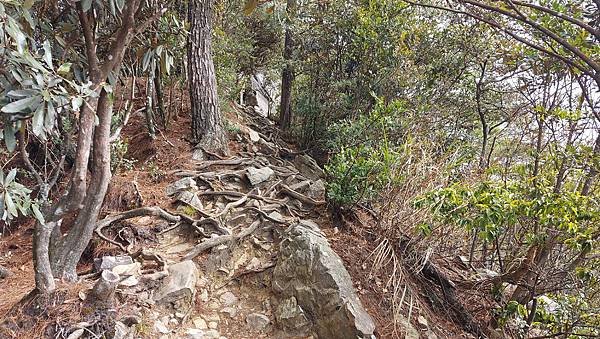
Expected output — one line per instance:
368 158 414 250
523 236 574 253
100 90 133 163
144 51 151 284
507 0 600 40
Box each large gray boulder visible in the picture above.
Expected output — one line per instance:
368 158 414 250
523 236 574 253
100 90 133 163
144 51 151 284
293 154 325 181
154 260 199 311
166 177 198 196
246 166 274 186
272 221 376 339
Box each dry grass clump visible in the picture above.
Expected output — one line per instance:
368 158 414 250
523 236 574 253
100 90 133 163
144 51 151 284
0 282 91 339
365 140 481 336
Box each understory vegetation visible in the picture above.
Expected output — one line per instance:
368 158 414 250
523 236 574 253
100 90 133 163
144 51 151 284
0 0 598 338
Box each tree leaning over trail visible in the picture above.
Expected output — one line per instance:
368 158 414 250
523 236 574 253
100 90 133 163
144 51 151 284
188 0 228 153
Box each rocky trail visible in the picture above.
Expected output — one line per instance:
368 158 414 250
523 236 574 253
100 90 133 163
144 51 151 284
47 105 378 339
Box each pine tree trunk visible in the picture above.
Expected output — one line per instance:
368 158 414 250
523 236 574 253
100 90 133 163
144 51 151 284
187 0 227 153
278 0 295 130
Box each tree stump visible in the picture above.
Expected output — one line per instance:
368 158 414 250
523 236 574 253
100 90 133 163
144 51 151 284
92 270 120 303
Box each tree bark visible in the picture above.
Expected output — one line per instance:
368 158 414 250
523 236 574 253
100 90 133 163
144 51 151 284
51 89 114 280
187 0 227 153
475 60 489 169
92 270 120 303
278 0 295 130
31 0 158 292
154 70 166 127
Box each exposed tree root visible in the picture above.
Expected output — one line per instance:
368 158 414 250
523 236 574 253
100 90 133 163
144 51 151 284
280 184 326 206
397 237 488 338
183 219 262 260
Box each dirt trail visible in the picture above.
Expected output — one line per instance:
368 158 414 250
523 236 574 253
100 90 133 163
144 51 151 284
0 105 395 339
136 106 335 338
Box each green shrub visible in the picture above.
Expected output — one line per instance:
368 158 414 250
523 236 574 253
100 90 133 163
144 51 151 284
325 99 406 207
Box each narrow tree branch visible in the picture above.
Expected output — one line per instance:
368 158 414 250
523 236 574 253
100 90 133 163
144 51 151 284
17 131 44 188
507 0 600 40
462 0 600 77
404 1 594 79
76 2 99 81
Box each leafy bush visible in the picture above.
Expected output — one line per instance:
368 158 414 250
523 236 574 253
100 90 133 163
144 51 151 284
110 138 136 173
0 168 43 225
325 99 406 207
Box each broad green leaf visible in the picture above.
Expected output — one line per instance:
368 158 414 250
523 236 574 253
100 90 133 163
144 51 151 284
24 0 35 10
1 96 40 113
71 96 83 111
7 89 37 98
115 0 125 12
45 101 55 127
5 168 16 186
0 195 4 221
57 62 72 76
81 0 93 12
32 103 45 137
43 40 53 68
32 204 45 224
4 192 17 218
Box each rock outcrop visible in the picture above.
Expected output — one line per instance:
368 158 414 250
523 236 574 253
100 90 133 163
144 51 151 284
272 220 376 339
154 260 199 311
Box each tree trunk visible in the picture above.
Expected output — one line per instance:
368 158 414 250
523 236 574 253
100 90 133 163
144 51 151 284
187 0 227 153
278 0 295 130
50 89 114 281
154 71 166 127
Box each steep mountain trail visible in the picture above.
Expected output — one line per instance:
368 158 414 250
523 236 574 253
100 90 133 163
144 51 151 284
98 104 385 339
0 102 469 339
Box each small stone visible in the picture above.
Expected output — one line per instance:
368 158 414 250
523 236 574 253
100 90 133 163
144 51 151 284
248 129 260 142
203 313 220 323
186 328 205 339
192 148 206 161
204 330 221 338
154 320 170 334
112 262 141 276
219 291 238 306
208 321 218 329
417 315 429 328
66 329 84 339
308 179 326 200
154 261 199 311
94 255 133 272
220 306 237 318
200 289 209 302
166 177 198 196
267 211 284 223
176 191 204 211
246 167 274 186
193 317 208 330
245 257 262 271
175 312 185 318
112 321 130 339
245 313 270 331
119 275 138 287
208 300 220 309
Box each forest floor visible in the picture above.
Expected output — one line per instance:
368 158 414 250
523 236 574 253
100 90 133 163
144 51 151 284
0 101 472 338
